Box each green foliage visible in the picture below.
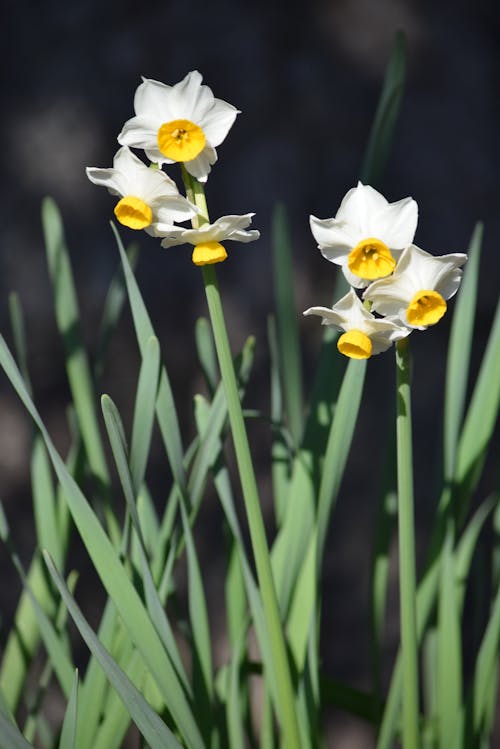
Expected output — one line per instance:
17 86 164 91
0 31 498 749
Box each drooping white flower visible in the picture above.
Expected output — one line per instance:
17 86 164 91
363 244 467 329
310 182 418 288
117 71 239 182
86 146 197 235
304 288 409 359
159 214 259 266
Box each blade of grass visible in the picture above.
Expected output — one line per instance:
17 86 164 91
436 527 463 747
394 339 419 749
111 223 187 494
101 394 191 694
43 553 185 749
0 714 35 749
0 335 204 748
268 315 291 526
443 223 482 479
41 198 115 539
272 203 304 446
94 242 139 381
471 568 500 737
179 501 214 741
59 671 78 749
455 299 500 523
129 336 161 492
195 316 218 396
360 31 407 186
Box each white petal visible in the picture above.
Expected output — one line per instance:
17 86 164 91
310 216 358 259
303 306 345 329
201 99 239 147
170 70 214 120
342 265 373 289
134 77 173 119
153 196 198 223
118 115 160 150
336 183 388 233
370 197 418 248
86 167 125 196
184 145 217 182
158 227 189 247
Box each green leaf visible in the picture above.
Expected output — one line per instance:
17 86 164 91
272 203 304 446
471 572 500 737
0 335 204 749
195 316 218 395
316 359 367 566
43 553 184 749
130 336 161 493
0 714 35 749
94 243 139 380
41 198 111 507
59 671 79 749
360 31 407 186
179 502 214 738
286 530 317 673
8 292 31 393
455 299 500 522
444 223 482 479
267 315 291 526
437 530 463 747
111 222 187 494
31 436 62 569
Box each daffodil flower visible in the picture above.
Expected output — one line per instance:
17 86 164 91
159 214 259 266
310 182 418 288
304 288 409 359
86 146 197 235
117 71 239 182
363 244 467 329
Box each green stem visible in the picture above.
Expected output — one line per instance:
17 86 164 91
395 338 420 749
181 166 301 748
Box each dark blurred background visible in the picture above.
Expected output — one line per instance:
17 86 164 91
1 0 499 745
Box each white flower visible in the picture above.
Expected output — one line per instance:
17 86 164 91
86 146 197 235
159 214 259 266
363 244 467 329
304 288 409 359
310 182 418 288
117 71 239 182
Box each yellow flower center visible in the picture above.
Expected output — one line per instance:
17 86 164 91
347 237 396 280
157 119 206 161
406 290 447 326
192 241 228 266
337 330 373 359
114 196 153 230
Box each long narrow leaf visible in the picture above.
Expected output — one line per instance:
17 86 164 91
444 223 482 479
59 671 79 749
111 222 187 493
0 335 204 749
360 31 407 186
272 203 304 446
43 553 184 749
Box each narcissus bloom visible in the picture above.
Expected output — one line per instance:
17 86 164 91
304 288 409 359
159 214 259 266
118 72 239 182
310 182 418 288
86 146 197 235
363 244 467 329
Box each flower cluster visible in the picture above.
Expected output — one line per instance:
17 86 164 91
87 71 259 266
304 183 467 359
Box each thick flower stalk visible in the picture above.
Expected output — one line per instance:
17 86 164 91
159 213 259 265
118 71 239 182
310 182 418 288
304 288 409 359
86 146 197 235
363 244 467 328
